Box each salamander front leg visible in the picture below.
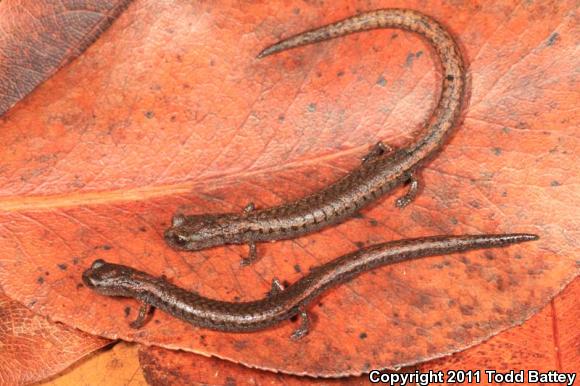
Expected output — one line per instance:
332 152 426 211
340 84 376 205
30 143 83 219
268 278 284 297
243 202 255 213
395 173 419 208
362 141 393 164
240 241 258 266
290 307 310 341
129 302 153 329
240 202 260 266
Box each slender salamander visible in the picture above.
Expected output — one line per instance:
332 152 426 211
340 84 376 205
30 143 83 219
84 234 537 339
165 9 466 265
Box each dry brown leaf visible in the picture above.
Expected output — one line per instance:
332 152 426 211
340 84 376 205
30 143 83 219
0 292 110 385
0 0 135 116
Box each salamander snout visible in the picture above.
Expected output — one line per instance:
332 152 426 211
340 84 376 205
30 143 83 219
82 259 134 296
164 227 193 249
82 259 109 289
164 214 230 251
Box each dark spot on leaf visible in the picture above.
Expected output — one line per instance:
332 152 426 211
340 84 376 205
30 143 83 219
359 332 368 339
292 7 300 15
369 219 379 226
527 268 543 275
37 276 44 284
57 263 68 271
460 305 474 316
233 340 248 350
493 305 505 314
225 377 236 386
502 191 508 197
446 74 454 81
416 328 429 337
405 52 415 67
376 75 387 87
450 217 458 225
495 276 506 291
76 283 83 289
293 264 301 273
290 315 298 322
484 251 495 260
546 32 559 46
516 122 529 130
124 307 131 317
307 103 316 112
551 180 561 186
337 70 344 77
413 294 432 307
514 253 523 260
469 200 481 209
138 226 147 232
502 127 511 134
391 32 398 39
278 114 285 122
144 111 155 119
73 257 80 265
355 241 365 248
492 147 502 156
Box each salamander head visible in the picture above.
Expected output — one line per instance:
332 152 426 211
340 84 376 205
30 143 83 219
82 259 143 297
164 213 233 251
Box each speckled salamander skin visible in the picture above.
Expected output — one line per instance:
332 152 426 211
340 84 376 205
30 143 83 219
164 9 466 261
83 234 537 337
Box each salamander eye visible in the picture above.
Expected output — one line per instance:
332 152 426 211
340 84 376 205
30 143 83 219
91 259 106 269
172 214 186 227
175 234 189 246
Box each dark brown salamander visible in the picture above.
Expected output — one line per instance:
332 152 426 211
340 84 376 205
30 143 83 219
84 234 537 339
165 9 466 265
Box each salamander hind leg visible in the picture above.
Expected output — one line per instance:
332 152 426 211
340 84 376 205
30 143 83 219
267 277 310 340
268 279 311 339
395 173 420 208
290 307 310 341
129 302 153 329
362 141 393 164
